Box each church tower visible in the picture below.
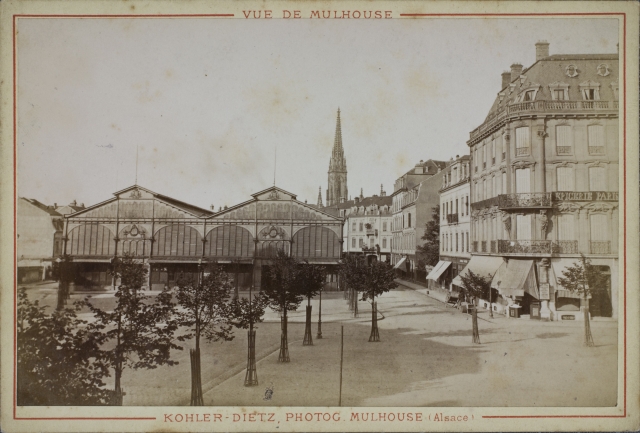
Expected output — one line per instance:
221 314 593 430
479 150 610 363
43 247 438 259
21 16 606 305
326 108 348 207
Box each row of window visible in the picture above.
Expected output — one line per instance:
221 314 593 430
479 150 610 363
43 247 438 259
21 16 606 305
392 212 412 231
350 237 389 249
393 232 416 252
474 165 609 202
473 212 610 242
474 124 608 173
351 221 388 232
442 231 470 253
441 196 470 220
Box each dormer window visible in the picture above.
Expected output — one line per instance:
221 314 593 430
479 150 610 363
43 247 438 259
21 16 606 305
579 80 601 101
549 81 570 101
516 84 540 103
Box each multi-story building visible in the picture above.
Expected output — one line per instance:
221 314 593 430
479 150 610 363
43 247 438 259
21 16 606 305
391 159 447 277
342 191 393 263
428 155 471 292
17 197 64 283
460 41 619 320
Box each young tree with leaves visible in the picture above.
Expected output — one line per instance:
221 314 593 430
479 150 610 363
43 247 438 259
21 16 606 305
261 250 304 362
17 288 114 405
339 254 366 317
458 269 492 344
358 260 398 342
417 205 440 267
174 266 235 405
86 254 181 405
557 255 609 347
297 261 326 346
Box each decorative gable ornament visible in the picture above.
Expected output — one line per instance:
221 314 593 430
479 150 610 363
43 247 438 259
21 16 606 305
597 63 611 77
129 188 142 199
122 224 147 238
565 65 579 78
260 225 286 240
268 190 281 200
519 75 527 85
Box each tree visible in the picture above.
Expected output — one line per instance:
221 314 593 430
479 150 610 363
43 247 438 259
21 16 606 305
297 261 326 346
417 205 440 267
17 288 113 405
85 254 181 405
339 255 366 318
458 269 492 344
557 255 609 347
174 266 235 406
261 250 304 362
358 260 398 342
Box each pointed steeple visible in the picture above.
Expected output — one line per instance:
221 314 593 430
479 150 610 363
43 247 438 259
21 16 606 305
326 108 348 207
317 187 323 207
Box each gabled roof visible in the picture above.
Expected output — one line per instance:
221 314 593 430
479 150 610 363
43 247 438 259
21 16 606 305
250 185 298 200
21 197 62 217
66 185 214 218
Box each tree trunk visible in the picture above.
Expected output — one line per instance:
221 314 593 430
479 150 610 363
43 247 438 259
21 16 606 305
472 300 480 344
353 292 358 318
368 300 380 342
278 309 290 362
244 329 258 386
190 348 204 405
303 304 313 346
584 297 595 347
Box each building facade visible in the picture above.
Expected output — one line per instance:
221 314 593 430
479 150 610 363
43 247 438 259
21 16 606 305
463 41 619 320
326 109 348 207
17 198 64 283
390 159 447 277
430 155 471 292
64 185 344 291
342 193 393 263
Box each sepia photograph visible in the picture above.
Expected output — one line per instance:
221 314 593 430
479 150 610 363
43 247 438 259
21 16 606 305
1 1 638 432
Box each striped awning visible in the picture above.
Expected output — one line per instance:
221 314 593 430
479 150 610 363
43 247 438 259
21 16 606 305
426 261 452 281
393 257 406 270
491 259 539 299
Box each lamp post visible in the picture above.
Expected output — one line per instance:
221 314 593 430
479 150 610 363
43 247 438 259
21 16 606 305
244 284 258 386
55 257 64 310
317 286 323 339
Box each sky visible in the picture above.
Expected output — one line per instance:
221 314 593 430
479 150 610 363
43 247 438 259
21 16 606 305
16 17 618 210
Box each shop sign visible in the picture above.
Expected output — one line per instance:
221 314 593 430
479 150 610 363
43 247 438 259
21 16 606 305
553 191 618 202
539 283 550 300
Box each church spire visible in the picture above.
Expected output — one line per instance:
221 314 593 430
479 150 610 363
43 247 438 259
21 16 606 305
326 108 348 207
317 187 323 207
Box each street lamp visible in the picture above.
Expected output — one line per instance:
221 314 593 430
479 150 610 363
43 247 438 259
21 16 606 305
244 284 258 386
55 257 64 310
317 284 323 339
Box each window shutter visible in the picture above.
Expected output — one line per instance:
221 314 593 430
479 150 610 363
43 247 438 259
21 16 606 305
589 167 606 191
590 214 608 241
516 214 531 240
515 127 530 148
515 168 531 193
556 125 571 148
557 167 574 191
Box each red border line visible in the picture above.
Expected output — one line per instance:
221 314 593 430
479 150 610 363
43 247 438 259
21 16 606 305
15 14 234 18
12 11 628 422
400 13 623 17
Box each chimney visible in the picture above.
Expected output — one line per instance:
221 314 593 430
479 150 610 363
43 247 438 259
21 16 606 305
501 71 511 89
80 203 85 208
354 197 359 204
54 203 57 208
70 199 77 206
510 63 523 82
210 204 215 210
535 40 549 61
340 197 345 203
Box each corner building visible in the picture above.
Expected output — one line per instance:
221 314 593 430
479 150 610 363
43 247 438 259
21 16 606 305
464 41 619 320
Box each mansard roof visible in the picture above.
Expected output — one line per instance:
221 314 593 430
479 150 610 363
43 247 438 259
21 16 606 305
20 197 62 217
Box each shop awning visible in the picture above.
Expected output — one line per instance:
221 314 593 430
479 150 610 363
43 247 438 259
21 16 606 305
426 261 452 281
551 261 590 299
491 259 539 299
454 256 504 288
393 257 406 270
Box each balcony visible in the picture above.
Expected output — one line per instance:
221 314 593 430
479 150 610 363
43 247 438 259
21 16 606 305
472 241 478 252
588 146 606 155
556 146 572 155
498 193 552 209
480 241 487 253
498 240 552 255
490 240 497 253
469 100 618 143
366 228 376 237
515 147 529 156
471 196 500 210
446 213 459 224
552 240 579 254
590 241 611 254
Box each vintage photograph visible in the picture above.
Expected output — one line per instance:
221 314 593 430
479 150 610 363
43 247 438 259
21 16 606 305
3 1 637 431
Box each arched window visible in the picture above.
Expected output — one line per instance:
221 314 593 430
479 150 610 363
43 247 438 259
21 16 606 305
152 224 202 256
67 223 115 256
205 225 254 257
291 226 340 259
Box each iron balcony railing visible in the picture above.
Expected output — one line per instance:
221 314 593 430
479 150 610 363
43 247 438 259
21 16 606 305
472 241 478 252
469 100 618 142
590 241 611 254
498 240 552 255
481 241 487 253
556 146 572 155
446 213 459 224
498 193 552 209
588 146 606 155
490 240 497 253
552 240 579 254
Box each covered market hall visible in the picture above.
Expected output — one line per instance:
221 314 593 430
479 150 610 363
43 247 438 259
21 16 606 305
63 185 344 291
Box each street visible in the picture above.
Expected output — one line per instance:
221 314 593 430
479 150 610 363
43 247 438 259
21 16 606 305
21 281 618 407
